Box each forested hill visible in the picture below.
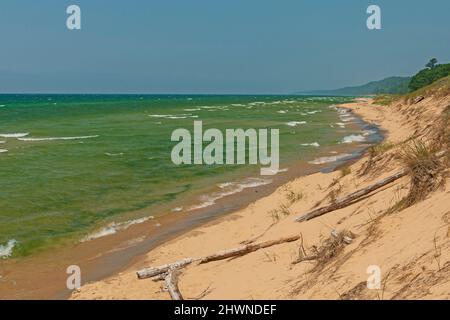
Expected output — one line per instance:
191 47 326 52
297 76 411 96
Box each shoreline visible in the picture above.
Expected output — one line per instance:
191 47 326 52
0 99 381 300
71 97 411 300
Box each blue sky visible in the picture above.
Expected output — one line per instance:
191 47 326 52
1 0 449 93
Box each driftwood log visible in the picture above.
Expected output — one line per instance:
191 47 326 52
137 258 194 279
295 150 447 223
294 169 408 223
199 235 300 264
137 235 300 280
164 269 183 300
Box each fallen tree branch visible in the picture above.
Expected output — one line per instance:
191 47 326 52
294 169 408 223
295 150 448 223
151 273 168 282
199 235 301 264
137 235 300 279
165 269 183 300
137 258 195 279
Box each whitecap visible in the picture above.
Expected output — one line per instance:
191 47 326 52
341 135 366 144
262 168 289 175
0 239 17 259
148 114 198 119
105 152 124 157
81 216 153 242
363 129 377 136
19 135 99 142
286 121 307 127
308 153 353 165
0 133 29 138
171 207 183 213
189 178 272 211
0 149 8 153
341 116 356 122
301 142 320 147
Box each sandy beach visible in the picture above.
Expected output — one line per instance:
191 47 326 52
71 92 450 300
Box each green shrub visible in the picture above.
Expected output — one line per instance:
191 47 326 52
409 63 450 92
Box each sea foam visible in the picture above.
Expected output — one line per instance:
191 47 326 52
149 114 198 119
341 134 366 144
0 133 29 138
308 153 352 165
286 121 307 127
0 239 17 259
189 178 272 211
301 142 320 147
81 216 153 242
19 135 99 142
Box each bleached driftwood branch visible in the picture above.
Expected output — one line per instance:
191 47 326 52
294 170 408 223
137 235 301 280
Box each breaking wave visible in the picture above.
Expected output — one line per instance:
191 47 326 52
308 153 353 165
18 135 99 142
341 134 366 144
0 239 17 259
81 216 153 242
286 121 307 127
0 133 29 138
301 142 320 147
189 178 272 211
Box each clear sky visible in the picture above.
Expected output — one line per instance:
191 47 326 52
1 0 449 94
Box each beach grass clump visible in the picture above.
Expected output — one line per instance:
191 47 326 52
269 202 293 222
433 105 450 149
279 203 292 217
359 142 396 176
371 142 395 156
327 183 343 204
270 209 281 223
340 166 352 177
286 190 304 204
400 140 446 208
309 230 355 272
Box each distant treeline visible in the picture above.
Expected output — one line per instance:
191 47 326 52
408 59 450 92
296 58 450 96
